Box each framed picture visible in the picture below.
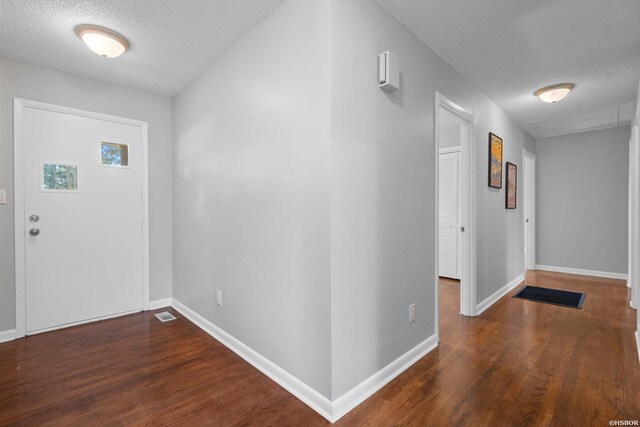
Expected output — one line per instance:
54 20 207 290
488 132 503 188
505 162 517 209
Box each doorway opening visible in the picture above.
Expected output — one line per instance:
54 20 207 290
434 93 476 339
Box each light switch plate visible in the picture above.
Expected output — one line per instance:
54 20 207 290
0 189 6 205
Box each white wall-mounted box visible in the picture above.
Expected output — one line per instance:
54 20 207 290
378 51 400 92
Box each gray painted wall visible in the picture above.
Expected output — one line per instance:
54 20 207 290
475 102 535 303
171 0 332 397
0 59 173 331
535 126 630 274
330 0 534 399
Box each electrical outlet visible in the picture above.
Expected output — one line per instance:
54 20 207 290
0 189 6 205
216 289 222 306
409 303 416 323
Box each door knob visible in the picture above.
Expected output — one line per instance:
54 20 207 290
29 228 40 236
29 214 40 222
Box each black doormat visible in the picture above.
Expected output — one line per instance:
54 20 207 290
513 285 586 309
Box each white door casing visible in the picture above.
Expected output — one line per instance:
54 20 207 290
14 99 150 337
629 122 639 308
434 92 476 329
523 150 536 271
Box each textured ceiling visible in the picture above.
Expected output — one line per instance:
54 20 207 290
377 0 640 138
2 0 638 135
0 0 284 96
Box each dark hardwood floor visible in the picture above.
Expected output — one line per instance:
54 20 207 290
1 271 638 425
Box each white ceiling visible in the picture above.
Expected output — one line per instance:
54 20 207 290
377 0 640 138
1 0 638 137
0 0 284 97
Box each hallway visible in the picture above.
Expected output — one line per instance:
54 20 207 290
340 272 639 425
1 271 637 425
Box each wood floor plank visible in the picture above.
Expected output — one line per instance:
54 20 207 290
0 271 638 425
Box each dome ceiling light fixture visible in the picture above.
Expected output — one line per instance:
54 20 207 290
75 24 129 58
534 83 575 103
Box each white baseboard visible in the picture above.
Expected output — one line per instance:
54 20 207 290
476 274 525 315
535 264 628 281
171 299 333 421
148 298 173 310
331 334 438 422
0 329 16 343
170 299 438 423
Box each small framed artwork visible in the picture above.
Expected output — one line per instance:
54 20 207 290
505 162 517 209
488 132 503 188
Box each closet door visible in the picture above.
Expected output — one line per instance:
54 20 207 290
439 151 460 279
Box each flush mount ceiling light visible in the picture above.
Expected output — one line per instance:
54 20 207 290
75 25 129 58
534 83 575 103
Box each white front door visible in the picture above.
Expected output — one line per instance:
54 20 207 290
21 105 144 334
439 151 461 279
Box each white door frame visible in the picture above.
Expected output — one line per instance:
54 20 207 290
13 98 150 338
523 149 536 271
630 80 640 356
629 121 639 308
434 92 477 337
630 106 640 355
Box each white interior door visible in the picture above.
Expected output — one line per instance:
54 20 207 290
439 151 461 279
523 152 536 270
21 106 144 334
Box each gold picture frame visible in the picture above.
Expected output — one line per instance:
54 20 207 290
488 132 503 188
506 162 517 209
